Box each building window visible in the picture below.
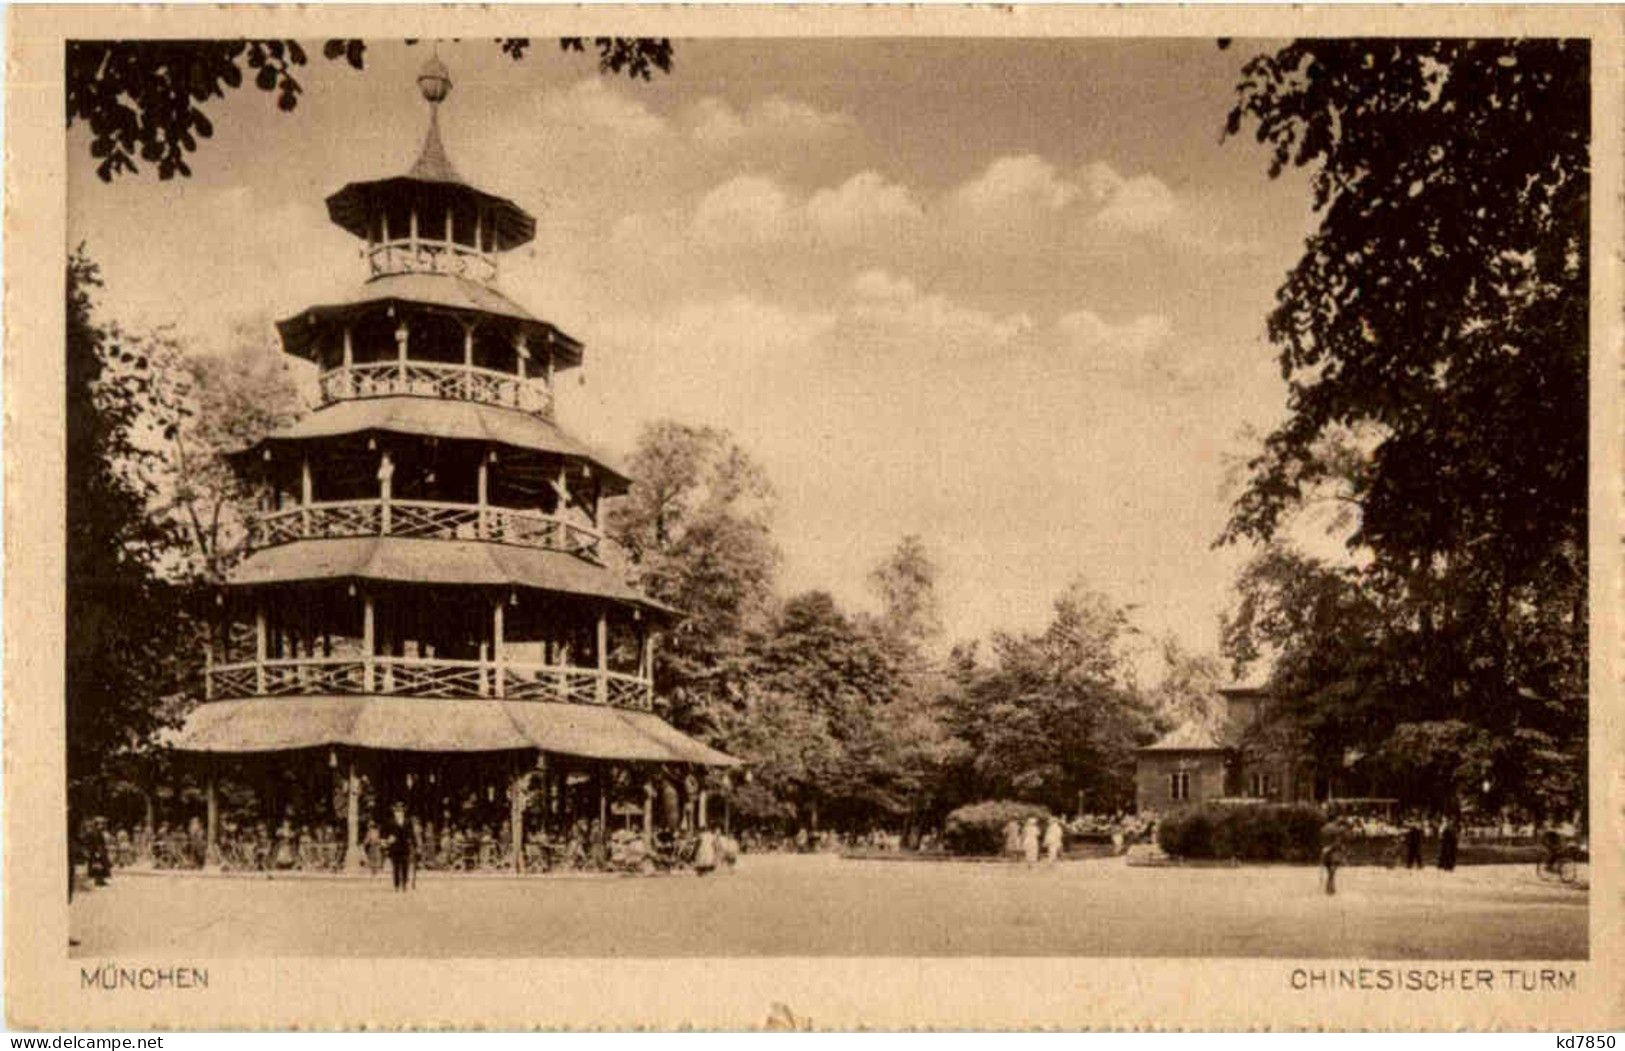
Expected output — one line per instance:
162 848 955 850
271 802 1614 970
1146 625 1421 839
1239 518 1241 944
1170 771 1190 801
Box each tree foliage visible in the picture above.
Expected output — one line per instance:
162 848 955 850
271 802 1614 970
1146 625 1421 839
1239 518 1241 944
65 248 199 819
1219 39 1589 817
68 37 674 181
607 420 779 735
948 582 1155 814
151 326 305 579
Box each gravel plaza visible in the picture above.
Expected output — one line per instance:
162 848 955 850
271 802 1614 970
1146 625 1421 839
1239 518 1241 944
70 853 1586 959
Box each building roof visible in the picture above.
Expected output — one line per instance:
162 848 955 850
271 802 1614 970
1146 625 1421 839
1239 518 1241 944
169 695 740 766
1140 721 1228 753
324 108 537 251
275 273 584 368
225 537 676 617
228 396 630 492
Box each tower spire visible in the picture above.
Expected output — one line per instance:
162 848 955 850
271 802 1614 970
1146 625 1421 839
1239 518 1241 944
409 53 461 183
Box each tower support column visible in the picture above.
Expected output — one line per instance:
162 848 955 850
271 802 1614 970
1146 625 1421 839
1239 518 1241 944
362 593 376 693
477 456 489 539
378 451 394 535
493 598 507 698
301 456 313 537
596 607 609 706
205 771 221 870
510 763 527 874
345 757 365 871
254 604 267 694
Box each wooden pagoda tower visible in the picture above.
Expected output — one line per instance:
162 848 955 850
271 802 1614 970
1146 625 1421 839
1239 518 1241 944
174 57 737 871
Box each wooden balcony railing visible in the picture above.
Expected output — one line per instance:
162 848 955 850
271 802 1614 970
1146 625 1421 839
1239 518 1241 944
366 239 498 284
247 499 602 561
208 656 653 711
318 360 553 418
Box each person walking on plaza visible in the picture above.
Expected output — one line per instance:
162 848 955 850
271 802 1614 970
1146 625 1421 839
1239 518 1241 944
1042 817 1064 863
1021 816 1040 865
1319 815 1347 895
1404 819 1424 870
1437 817 1459 872
386 802 415 892
693 829 718 876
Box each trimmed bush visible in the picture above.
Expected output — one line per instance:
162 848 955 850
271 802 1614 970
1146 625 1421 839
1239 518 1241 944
942 800 1054 856
1157 803 1324 861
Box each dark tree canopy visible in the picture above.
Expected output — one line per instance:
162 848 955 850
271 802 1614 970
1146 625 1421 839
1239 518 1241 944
1218 39 1588 817
1222 38 1587 576
65 249 199 819
67 37 673 181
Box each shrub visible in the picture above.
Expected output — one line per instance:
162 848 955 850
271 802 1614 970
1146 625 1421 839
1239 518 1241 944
1158 803 1323 861
942 800 1053 856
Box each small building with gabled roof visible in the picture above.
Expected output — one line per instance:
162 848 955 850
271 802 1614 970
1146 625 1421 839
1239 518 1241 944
1133 684 1312 812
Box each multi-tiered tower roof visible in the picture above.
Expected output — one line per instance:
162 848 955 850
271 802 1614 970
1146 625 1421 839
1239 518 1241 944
175 58 735 871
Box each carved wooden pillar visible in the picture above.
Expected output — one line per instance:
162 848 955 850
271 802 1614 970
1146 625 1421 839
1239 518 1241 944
596 608 609 706
362 594 376 693
493 598 507 699
345 758 365 871
254 604 268 694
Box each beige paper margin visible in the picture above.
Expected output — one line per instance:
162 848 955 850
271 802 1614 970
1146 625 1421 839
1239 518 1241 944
6 3 1622 1031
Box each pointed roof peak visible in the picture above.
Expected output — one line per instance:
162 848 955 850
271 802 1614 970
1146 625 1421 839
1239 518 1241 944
407 107 464 184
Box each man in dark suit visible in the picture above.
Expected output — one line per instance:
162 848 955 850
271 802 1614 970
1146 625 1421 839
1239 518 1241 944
1404 818 1424 869
386 802 415 891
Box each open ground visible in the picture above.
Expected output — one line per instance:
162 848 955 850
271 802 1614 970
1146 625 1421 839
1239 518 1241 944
70 854 1587 959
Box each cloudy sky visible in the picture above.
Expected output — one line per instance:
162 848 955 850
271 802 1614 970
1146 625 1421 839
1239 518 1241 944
68 38 1323 665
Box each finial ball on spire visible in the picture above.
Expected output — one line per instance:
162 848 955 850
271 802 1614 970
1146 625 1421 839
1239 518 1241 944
417 55 452 104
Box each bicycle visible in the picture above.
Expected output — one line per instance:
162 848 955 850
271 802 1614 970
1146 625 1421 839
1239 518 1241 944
1535 845 1579 885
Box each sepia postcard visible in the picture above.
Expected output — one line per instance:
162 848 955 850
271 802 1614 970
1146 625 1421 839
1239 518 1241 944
6 3 1623 1031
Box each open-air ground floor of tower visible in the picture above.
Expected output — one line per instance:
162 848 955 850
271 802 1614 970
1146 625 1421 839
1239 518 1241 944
70 853 1586 959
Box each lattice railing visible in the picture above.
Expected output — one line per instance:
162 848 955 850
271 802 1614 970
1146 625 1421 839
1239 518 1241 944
366 240 498 284
249 501 381 549
207 657 652 711
318 361 553 418
246 499 602 562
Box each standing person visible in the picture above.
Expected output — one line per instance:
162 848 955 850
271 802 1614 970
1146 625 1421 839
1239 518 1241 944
1404 818 1424 870
1437 817 1459 872
1003 820 1021 858
1021 817 1040 865
693 829 718 876
1319 815 1346 895
386 802 415 892
1042 817 1064 863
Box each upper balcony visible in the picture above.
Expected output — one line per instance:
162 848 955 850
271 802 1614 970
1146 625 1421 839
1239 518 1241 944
366 236 497 284
318 359 554 418
247 497 602 562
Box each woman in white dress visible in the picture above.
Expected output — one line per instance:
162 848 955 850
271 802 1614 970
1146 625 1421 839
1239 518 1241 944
1021 817 1040 864
1042 818 1063 862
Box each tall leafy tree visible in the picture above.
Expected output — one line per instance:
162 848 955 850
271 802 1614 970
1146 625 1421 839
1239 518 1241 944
151 324 306 580
742 591 905 827
1220 39 1588 814
65 249 198 824
606 420 779 736
950 581 1154 814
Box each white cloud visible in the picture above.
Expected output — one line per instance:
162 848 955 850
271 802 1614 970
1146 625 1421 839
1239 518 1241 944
691 175 795 246
1056 309 1174 361
540 78 670 139
851 267 917 301
951 154 1078 218
842 268 1034 359
688 95 855 149
807 172 923 245
1082 161 1181 233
